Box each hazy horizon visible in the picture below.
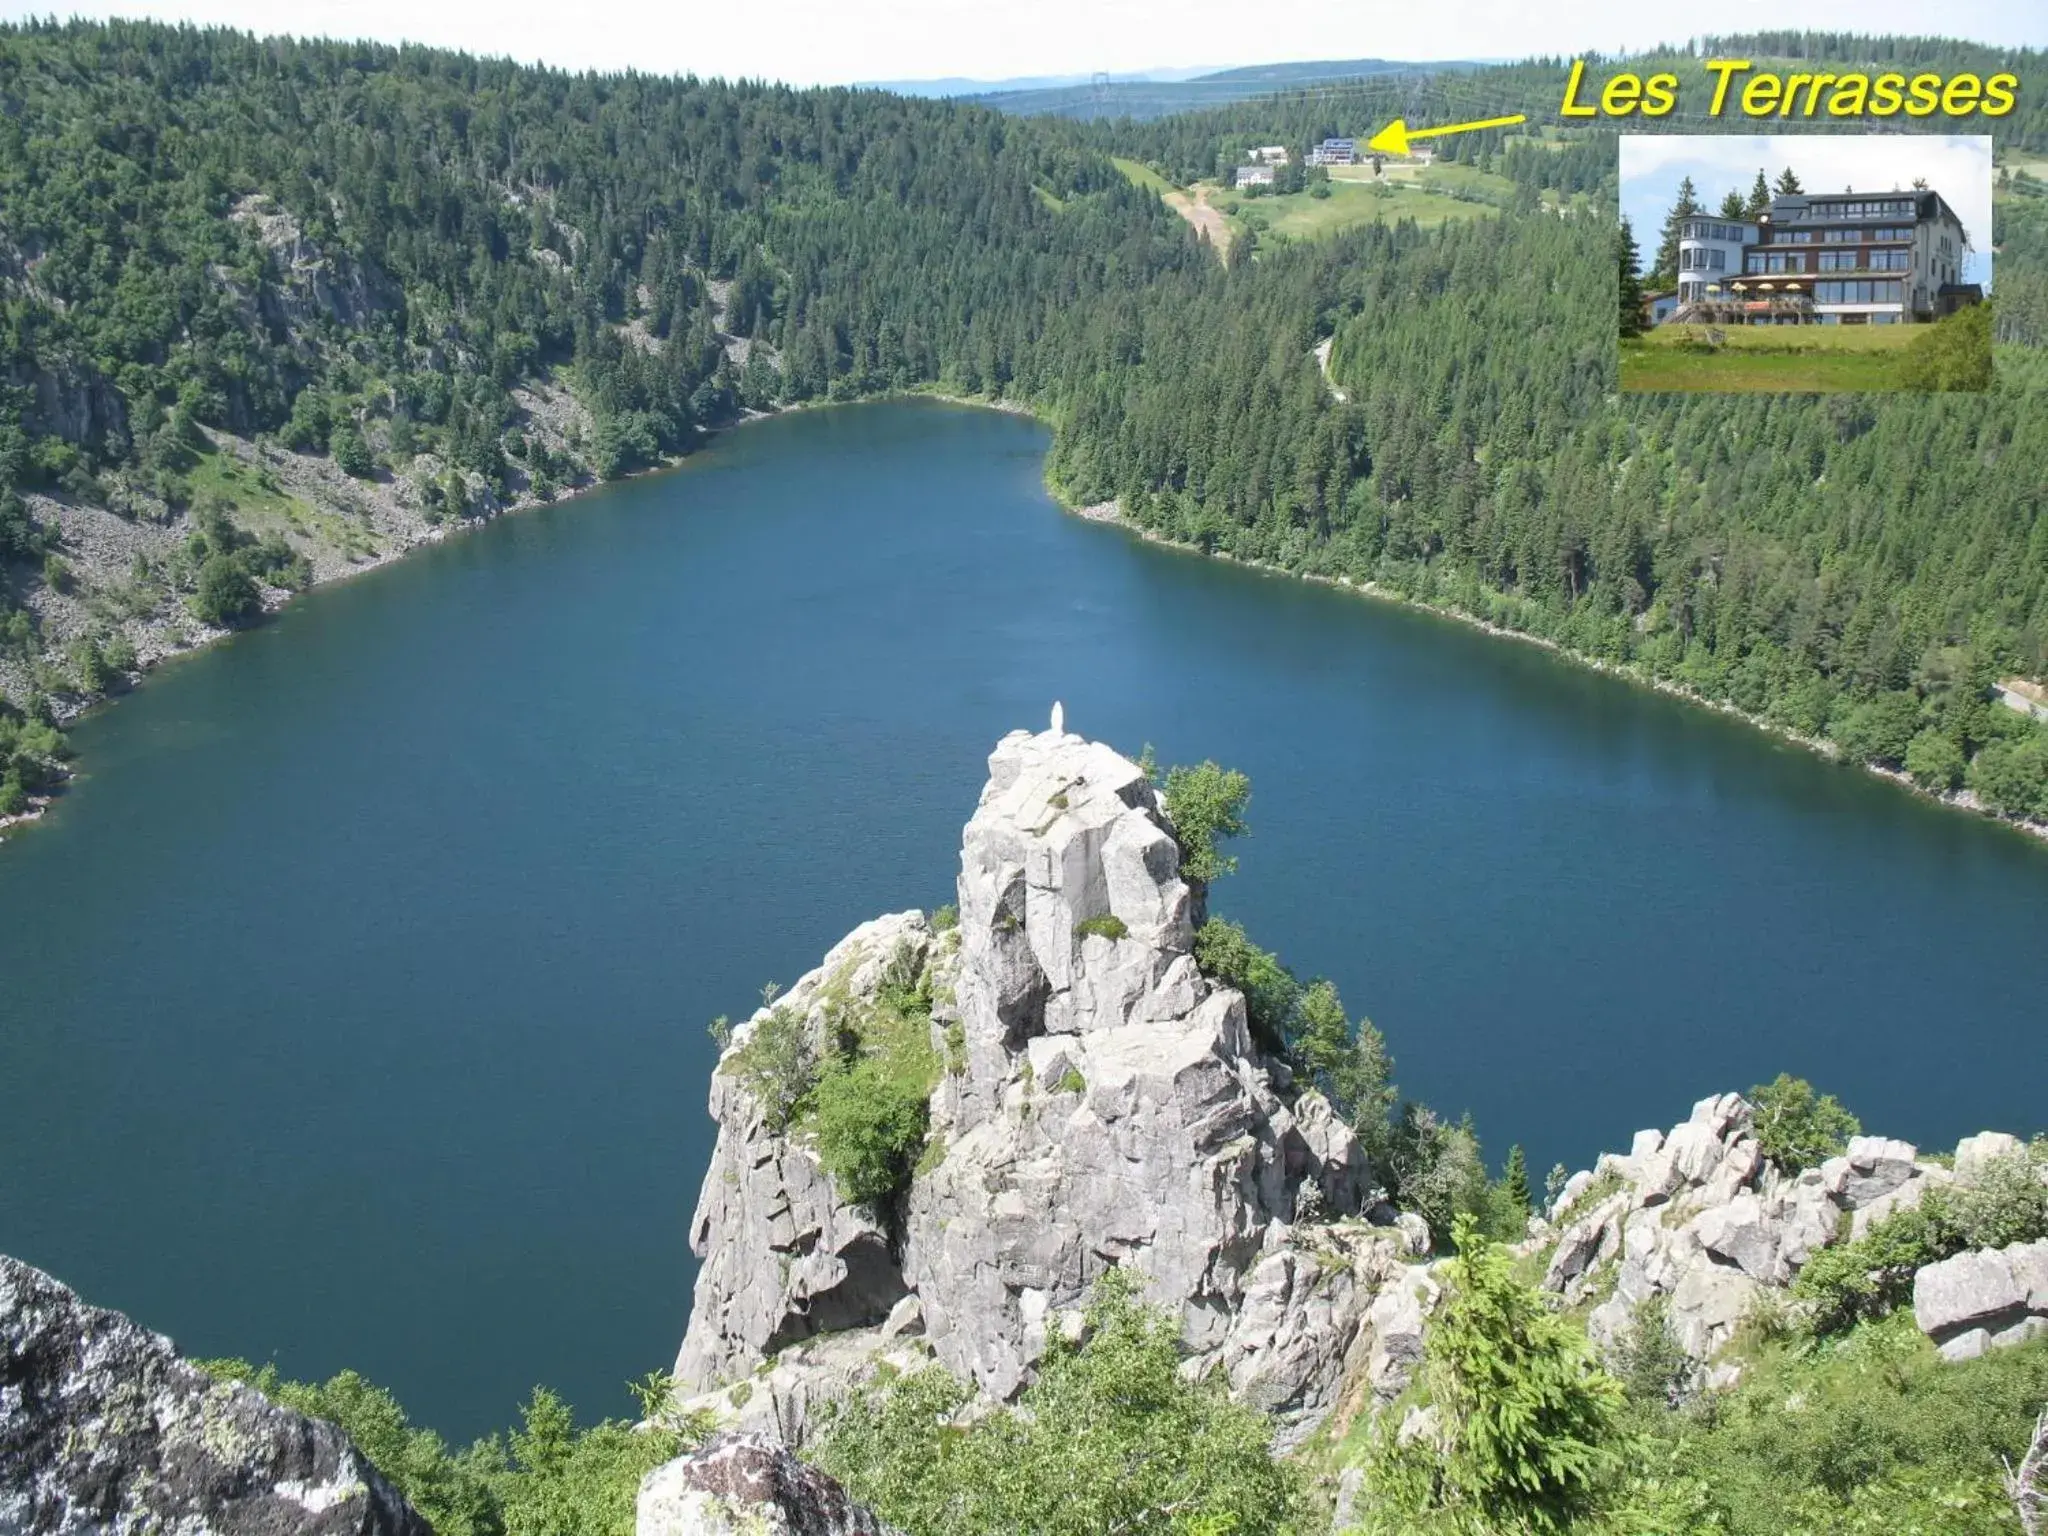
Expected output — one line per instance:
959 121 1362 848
1 1 2040 89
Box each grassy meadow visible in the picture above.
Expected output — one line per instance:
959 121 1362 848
1622 321 1957 393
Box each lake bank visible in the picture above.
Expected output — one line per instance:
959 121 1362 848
12 385 2043 858
1051 495 2048 848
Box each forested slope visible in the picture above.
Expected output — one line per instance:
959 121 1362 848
1 19 2045 833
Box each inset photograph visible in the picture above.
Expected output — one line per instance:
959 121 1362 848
1619 134 1992 392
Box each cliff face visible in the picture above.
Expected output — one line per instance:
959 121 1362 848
673 724 1402 1443
0 1255 430 1536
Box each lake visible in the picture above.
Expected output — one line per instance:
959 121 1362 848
1 399 2042 1441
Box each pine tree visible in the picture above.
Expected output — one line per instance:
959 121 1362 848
1363 1216 1627 1532
1745 168 1773 217
1618 218 1646 337
1502 1144 1532 1214
1718 189 1748 219
1774 166 1804 195
1649 176 1699 285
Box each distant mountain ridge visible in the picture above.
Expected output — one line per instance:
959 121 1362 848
945 56 1480 121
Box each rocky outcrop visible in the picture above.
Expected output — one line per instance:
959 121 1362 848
674 724 1383 1447
0 1254 430 1536
674 912 933 1390
1914 1240 2048 1361
1539 1097 1915 1367
1540 1096 2045 1384
636 1435 900 1536
228 195 404 337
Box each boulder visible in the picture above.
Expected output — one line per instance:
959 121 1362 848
1914 1240 2048 1362
1820 1136 1919 1209
637 1435 901 1536
1359 1265 1441 1406
1689 1194 1783 1283
1953 1131 2025 1183
0 1254 430 1536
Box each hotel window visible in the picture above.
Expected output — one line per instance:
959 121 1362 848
1746 253 1766 274
1872 227 1911 242
1872 249 1910 271
1816 280 1903 305
1823 228 1862 243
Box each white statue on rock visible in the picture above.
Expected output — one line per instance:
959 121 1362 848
1050 700 1065 736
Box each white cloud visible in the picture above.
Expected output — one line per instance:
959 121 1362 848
3 0 2042 87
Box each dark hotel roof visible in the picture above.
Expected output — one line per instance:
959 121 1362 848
1765 188 1967 235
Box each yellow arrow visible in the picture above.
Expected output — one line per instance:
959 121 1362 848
1366 114 1526 157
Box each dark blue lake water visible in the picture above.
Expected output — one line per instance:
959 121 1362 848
1 399 2042 1440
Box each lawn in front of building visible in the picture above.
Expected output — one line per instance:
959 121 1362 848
1621 321 1928 392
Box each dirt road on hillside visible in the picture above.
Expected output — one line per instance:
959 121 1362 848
1164 186 1233 262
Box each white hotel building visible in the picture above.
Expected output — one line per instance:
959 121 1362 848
1672 187 1979 326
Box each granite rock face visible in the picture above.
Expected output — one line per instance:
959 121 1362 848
1914 1239 2048 1361
674 725 1378 1445
0 1254 430 1536
1540 1096 2044 1385
636 1435 901 1536
673 912 931 1390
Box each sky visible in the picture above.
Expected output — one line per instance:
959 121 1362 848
1 0 2042 87
1619 134 1996 286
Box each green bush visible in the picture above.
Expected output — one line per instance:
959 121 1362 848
811 1051 932 1206
1623 1311 2048 1535
1377 1105 1491 1248
1162 759 1250 884
820 1267 1305 1535
1967 732 2048 820
1897 302 1994 392
1610 1294 1693 1409
1073 914 1127 941
720 1003 817 1134
330 421 376 478
1903 728 1966 791
1749 1073 1859 1174
199 1362 700 1536
1831 691 1921 768
202 1360 503 1536
192 553 262 625
1192 916 1298 1053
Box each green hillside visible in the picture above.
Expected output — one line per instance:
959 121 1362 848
2 20 2046 836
